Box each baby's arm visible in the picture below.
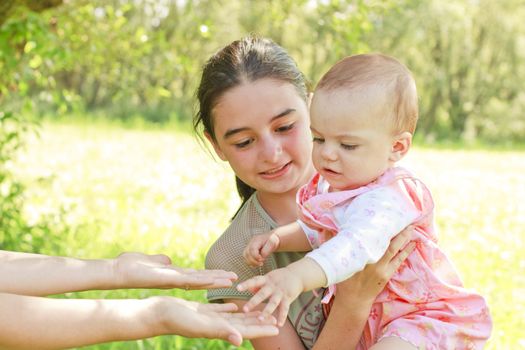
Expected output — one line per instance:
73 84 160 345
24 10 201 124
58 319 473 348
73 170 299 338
237 257 327 326
243 222 312 267
307 183 420 286
275 221 313 251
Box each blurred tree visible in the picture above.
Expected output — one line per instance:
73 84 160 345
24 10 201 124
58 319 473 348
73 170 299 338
0 0 62 26
236 0 381 83
0 1 73 253
1 0 523 141
365 0 525 141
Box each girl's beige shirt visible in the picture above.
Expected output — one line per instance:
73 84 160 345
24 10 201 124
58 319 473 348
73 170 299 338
206 194 325 349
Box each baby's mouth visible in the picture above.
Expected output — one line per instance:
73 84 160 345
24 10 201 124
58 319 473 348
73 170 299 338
323 167 340 175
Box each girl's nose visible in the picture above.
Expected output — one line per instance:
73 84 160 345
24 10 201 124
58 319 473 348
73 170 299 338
260 136 283 162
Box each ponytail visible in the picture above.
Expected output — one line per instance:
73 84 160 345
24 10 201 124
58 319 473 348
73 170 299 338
231 176 256 219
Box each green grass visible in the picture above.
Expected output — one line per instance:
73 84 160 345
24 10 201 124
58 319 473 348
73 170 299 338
13 121 525 349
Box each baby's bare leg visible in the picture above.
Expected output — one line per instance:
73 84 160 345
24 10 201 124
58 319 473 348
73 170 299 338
369 336 418 350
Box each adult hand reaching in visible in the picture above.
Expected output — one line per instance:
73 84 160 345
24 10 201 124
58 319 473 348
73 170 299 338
0 292 278 349
112 252 237 290
150 296 278 346
0 250 237 296
0 250 278 349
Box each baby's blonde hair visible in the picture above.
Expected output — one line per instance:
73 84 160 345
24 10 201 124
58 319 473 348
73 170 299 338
316 53 418 134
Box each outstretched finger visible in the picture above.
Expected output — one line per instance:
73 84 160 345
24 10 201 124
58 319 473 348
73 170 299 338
166 270 238 290
243 287 273 313
237 276 266 293
261 291 283 319
276 300 290 327
216 321 278 345
231 324 279 341
220 328 243 347
202 303 238 313
170 274 231 290
192 269 237 280
224 312 277 325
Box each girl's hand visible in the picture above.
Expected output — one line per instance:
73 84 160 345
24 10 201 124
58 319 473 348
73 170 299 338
151 296 279 346
243 231 280 267
237 268 303 327
112 252 238 290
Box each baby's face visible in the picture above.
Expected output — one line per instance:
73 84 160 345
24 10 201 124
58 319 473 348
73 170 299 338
309 88 397 191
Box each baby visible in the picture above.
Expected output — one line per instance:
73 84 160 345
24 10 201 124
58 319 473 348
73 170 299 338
238 54 492 349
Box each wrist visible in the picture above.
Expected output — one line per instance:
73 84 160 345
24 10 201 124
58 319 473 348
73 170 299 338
81 257 117 290
271 231 282 252
145 296 172 336
333 281 376 312
108 257 125 289
124 298 162 339
286 258 327 292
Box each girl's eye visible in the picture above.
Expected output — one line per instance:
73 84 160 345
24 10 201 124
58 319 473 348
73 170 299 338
341 143 358 150
234 139 253 149
276 123 294 132
312 137 324 144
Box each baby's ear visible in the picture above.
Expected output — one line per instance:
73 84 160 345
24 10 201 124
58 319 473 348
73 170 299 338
389 132 412 162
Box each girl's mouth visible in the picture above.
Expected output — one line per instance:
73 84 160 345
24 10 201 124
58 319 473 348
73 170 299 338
260 162 292 179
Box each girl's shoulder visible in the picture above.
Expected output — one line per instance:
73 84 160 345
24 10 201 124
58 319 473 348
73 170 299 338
205 193 274 276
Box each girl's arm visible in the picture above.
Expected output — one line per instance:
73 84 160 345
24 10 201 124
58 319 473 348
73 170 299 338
0 293 278 350
0 251 237 296
312 228 416 349
226 298 306 350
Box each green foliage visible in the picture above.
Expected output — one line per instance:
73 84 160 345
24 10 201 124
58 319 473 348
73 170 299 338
363 0 525 142
1 0 382 121
0 4 64 107
0 112 69 253
0 112 27 249
0 2 76 254
2 1 524 142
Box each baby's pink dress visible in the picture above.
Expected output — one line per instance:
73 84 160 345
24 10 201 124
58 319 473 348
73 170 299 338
297 167 492 349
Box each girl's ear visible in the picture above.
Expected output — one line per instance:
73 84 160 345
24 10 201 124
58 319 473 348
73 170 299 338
389 131 412 162
204 132 227 161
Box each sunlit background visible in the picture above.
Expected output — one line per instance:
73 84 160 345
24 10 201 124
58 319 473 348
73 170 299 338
1 0 524 349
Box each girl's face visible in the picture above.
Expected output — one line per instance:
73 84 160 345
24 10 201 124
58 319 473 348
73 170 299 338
208 78 313 197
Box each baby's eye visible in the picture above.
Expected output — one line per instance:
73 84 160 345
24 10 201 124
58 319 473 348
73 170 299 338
276 123 295 132
341 143 358 150
312 137 324 144
234 139 253 149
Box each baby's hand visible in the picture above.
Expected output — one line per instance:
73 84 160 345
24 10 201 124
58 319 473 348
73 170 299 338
236 268 303 327
243 231 280 267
